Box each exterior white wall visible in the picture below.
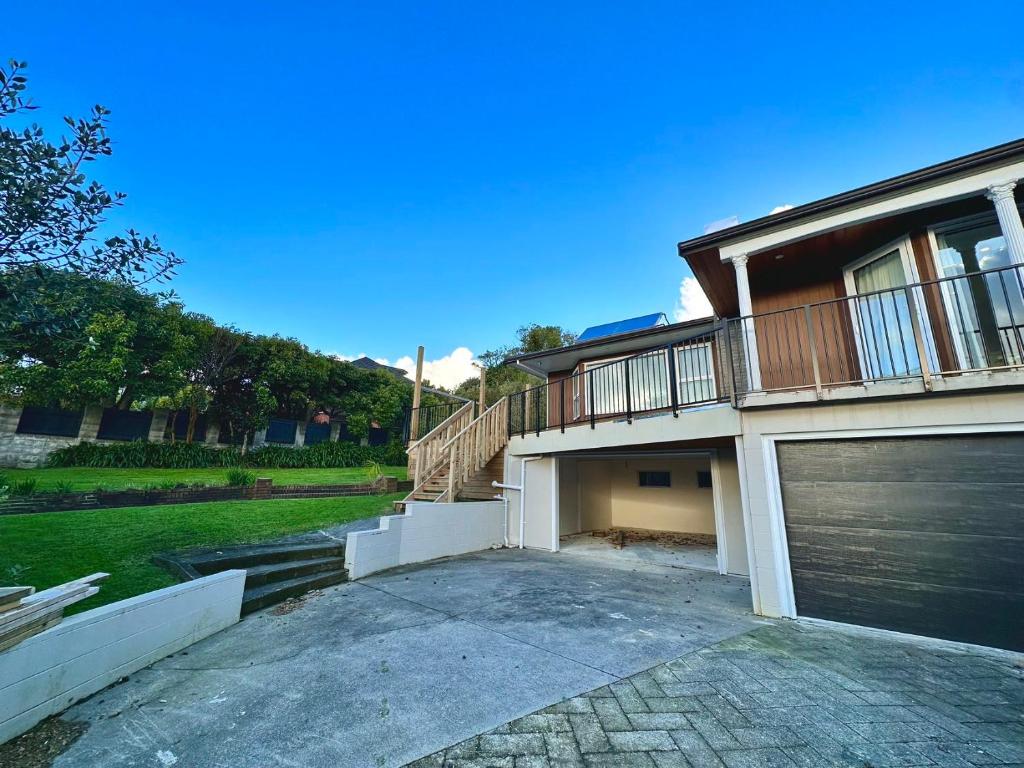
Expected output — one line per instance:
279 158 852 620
502 454 559 551
737 390 1024 618
346 501 505 578
508 404 741 456
713 447 749 577
0 570 245 745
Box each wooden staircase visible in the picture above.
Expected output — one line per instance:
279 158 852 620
398 398 509 510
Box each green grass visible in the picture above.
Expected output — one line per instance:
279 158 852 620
0 494 402 614
0 465 407 492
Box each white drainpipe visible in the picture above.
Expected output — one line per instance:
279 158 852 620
493 455 542 549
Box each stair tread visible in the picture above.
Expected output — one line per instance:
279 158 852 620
187 541 344 574
241 570 347 614
244 556 346 586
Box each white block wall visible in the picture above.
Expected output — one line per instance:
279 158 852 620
0 569 245 744
346 501 505 579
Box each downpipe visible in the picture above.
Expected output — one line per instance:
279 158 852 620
493 455 542 549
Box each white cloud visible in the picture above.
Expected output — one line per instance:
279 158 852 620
769 204 794 215
394 346 479 390
674 277 713 322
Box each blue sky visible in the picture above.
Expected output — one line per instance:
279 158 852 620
7 2 1024 386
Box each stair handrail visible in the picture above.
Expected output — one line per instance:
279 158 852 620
400 397 509 506
441 397 509 502
406 401 476 488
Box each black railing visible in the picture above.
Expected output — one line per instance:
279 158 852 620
508 327 728 437
506 264 1024 438
728 262 1024 397
402 400 477 443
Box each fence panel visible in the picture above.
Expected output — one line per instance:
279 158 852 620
16 407 84 438
97 409 154 442
264 418 298 445
304 422 331 445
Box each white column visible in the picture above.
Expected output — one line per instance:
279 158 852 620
732 254 762 391
986 181 1024 265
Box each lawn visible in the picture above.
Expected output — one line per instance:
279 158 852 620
0 493 402 614
1 465 407 492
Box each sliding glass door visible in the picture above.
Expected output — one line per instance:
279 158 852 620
845 242 924 380
932 215 1024 369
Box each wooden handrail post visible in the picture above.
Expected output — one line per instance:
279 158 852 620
409 345 425 442
478 366 487 414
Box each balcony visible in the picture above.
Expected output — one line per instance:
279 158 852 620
729 262 1024 405
506 263 1024 440
507 327 732 438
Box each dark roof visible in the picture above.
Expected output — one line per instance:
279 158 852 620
677 137 1024 257
349 356 408 378
577 313 668 342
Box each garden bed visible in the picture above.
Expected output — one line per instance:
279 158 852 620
0 476 404 515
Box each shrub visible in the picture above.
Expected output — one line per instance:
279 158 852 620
9 478 38 497
47 439 407 470
226 469 256 487
52 481 74 494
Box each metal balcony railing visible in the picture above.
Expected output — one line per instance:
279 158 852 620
727 263 1024 398
507 327 729 437
506 264 1024 439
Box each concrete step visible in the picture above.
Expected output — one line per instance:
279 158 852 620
188 542 344 575
243 556 347 588
241 569 348 615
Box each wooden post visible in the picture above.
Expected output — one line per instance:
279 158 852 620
478 366 487 414
409 346 425 440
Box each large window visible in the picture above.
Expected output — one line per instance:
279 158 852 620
676 343 716 404
932 214 1024 369
848 247 921 379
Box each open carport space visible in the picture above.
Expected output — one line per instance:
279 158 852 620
49 549 757 768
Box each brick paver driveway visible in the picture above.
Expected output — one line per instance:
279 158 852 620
413 622 1024 768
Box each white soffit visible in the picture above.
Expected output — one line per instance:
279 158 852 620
718 160 1024 261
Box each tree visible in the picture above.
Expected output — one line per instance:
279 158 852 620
0 60 180 338
208 334 276 454
0 267 194 408
454 324 577 405
159 318 242 442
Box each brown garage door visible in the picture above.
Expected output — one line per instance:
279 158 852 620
777 434 1024 651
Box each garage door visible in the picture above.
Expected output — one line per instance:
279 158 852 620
777 434 1023 651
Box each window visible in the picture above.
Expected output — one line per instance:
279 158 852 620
696 470 712 488
844 243 922 379
932 214 1024 369
676 343 716 404
638 470 671 487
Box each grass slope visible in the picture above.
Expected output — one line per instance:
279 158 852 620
0 494 401 614
1 466 407 492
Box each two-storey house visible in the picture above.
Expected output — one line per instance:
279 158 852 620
498 139 1024 652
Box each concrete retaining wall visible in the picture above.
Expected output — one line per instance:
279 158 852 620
0 569 245 744
345 501 505 579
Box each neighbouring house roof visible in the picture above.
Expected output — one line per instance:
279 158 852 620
348 355 470 403
349 356 409 378
577 312 669 342
505 316 715 377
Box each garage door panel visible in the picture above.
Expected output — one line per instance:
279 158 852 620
782 481 1024 537
777 434 1024 652
792 570 1024 651
786 525 1023 594
777 436 1024 484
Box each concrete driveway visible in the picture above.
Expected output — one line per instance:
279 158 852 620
52 548 760 768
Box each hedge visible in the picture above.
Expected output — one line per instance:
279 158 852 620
47 439 407 470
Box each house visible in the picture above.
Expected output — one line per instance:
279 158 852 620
490 138 1023 652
